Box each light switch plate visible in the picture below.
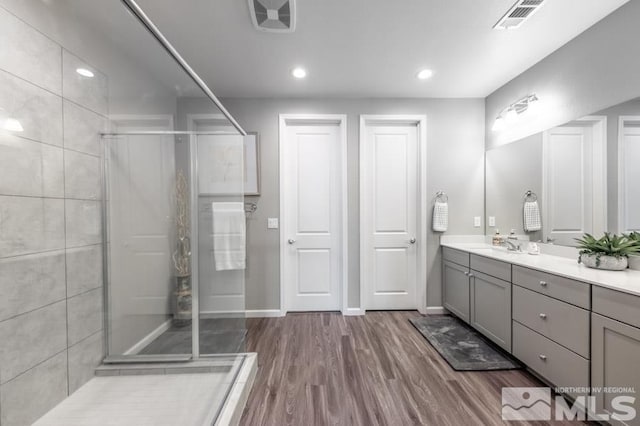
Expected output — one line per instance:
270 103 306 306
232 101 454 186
474 216 482 227
267 218 279 229
489 216 496 227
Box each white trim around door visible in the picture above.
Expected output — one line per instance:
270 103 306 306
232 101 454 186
359 115 428 314
279 114 348 316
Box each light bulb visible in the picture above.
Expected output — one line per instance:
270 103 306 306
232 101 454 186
3 118 24 132
505 108 518 122
76 68 95 78
492 116 505 132
291 67 307 79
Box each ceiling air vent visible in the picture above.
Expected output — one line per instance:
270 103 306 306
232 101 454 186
248 0 296 33
493 0 546 30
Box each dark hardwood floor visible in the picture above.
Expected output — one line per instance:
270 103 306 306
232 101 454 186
239 311 580 426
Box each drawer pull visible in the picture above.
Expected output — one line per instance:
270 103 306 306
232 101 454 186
468 273 475 278
540 281 548 287
463 271 469 276
539 354 547 361
539 313 547 319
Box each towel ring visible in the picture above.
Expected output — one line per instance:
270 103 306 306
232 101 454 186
523 190 538 202
435 191 448 203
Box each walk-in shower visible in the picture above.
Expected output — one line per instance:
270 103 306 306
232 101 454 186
0 0 254 422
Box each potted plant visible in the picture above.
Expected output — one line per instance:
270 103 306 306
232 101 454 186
575 233 640 271
172 170 192 326
625 232 640 271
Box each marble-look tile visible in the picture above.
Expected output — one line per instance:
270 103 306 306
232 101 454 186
67 288 103 346
0 351 68 426
63 100 106 156
0 7 62 95
66 244 103 298
0 300 67 383
68 331 104 394
65 199 101 248
62 50 107 115
0 133 63 197
0 196 65 258
0 69 63 146
64 149 101 200
0 250 66 322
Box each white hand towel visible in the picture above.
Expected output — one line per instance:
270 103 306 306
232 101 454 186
432 201 448 232
523 200 541 232
212 202 246 271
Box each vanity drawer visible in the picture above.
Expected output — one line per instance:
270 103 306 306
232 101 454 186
442 247 470 267
513 321 589 399
513 285 589 358
512 265 590 309
470 254 511 282
593 286 640 329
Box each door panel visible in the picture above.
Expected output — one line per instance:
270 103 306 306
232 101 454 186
363 121 418 310
442 260 470 323
622 124 640 232
283 120 343 312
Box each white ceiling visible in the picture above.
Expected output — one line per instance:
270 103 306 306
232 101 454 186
127 0 629 98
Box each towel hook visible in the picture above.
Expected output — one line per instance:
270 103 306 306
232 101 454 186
523 190 538 202
435 191 448 203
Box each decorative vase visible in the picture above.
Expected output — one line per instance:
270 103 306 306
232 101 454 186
580 253 628 271
174 275 192 327
629 255 640 271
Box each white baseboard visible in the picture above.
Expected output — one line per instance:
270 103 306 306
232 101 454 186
123 319 172 355
200 310 283 318
424 306 447 315
245 309 283 318
342 307 365 316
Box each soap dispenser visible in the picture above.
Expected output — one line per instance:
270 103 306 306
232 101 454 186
492 229 504 246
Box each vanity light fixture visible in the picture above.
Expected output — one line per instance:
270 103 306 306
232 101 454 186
416 69 434 80
76 68 95 78
291 67 307 79
491 93 539 131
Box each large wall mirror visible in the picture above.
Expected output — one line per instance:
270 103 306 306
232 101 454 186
486 97 640 247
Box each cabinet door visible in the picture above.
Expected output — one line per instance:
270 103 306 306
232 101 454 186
442 260 469 323
592 313 640 425
470 270 512 352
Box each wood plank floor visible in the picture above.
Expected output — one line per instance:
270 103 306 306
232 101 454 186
239 311 582 426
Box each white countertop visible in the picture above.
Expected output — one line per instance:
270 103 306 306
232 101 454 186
441 241 640 297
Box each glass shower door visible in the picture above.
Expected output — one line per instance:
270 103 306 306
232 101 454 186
192 132 247 356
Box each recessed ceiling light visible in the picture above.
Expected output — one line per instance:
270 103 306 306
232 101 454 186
416 69 434 80
76 68 95 78
291 67 307 79
3 117 24 132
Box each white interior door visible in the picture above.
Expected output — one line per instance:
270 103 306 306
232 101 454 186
280 116 346 312
108 116 175 353
361 117 422 310
543 117 606 245
619 118 640 233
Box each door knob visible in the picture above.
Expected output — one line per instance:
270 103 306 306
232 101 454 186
539 313 547 320
539 354 547 361
409 238 416 244
288 239 296 245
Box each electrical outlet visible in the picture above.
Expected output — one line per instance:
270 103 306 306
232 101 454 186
474 216 482 227
489 216 496 227
267 218 279 229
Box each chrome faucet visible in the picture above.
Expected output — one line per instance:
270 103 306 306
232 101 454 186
502 240 522 252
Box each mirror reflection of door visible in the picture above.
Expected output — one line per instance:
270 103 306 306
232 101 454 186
542 116 607 246
619 117 640 234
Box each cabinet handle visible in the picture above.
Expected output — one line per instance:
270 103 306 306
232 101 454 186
539 354 547 361
463 271 469 276
468 273 475 278
539 313 547 320
540 281 548 287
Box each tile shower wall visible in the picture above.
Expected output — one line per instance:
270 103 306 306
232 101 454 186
0 7 106 426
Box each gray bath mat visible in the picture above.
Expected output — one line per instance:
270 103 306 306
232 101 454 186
409 315 522 371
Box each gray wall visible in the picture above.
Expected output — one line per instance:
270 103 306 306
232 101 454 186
485 0 640 151
178 97 486 311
